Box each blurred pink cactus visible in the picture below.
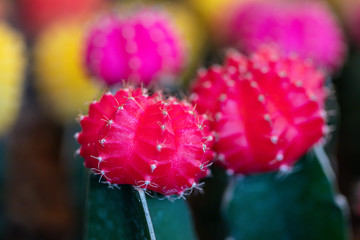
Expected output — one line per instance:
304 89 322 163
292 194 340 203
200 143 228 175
227 0 346 73
85 9 185 86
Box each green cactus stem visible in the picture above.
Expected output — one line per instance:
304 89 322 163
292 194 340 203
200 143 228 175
84 173 198 240
188 166 229 240
223 146 350 240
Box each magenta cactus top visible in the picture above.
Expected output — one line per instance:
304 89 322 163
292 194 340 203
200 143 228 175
85 9 185 86
227 0 346 74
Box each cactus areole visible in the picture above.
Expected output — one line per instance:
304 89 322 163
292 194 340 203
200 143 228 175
191 46 327 175
77 87 214 196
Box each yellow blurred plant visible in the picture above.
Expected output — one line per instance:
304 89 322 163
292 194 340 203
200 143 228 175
0 22 26 136
34 21 102 124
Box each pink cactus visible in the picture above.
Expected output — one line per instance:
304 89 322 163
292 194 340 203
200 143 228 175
227 0 346 73
85 9 185 86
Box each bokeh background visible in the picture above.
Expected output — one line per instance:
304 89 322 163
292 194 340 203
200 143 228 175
0 0 359 239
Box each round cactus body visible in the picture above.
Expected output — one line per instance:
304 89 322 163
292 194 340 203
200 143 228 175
191 46 326 174
85 9 185 86
228 0 346 73
34 21 102 123
0 22 26 136
77 87 214 196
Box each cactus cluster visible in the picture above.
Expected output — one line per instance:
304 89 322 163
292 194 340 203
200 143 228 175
0 0 347 239
77 45 330 193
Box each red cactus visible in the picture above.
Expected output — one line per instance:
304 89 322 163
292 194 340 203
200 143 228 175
191 46 326 174
77 87 214 196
